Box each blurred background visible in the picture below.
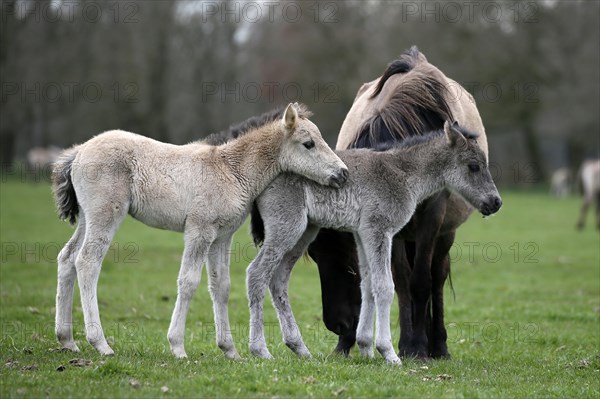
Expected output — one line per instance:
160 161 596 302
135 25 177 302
1 0 599 187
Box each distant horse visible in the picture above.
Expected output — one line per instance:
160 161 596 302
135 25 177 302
26 146 61 180
306 46 490 359
248 122 501 364
576 159 600 230
52 103 348 359
550 167 572 198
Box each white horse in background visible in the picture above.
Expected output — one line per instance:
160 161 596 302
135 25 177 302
550 167 572 198
52 103 348 359
576 159 600 230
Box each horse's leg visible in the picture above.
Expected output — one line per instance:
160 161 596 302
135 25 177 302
354 234 376 359
76 204 128 356
595 192 600 230
167 226 215 359
429 231 455 359
247 220 307 359
391 237 414 357
576 194 591 230
269 226 320 358
408 200 445 360
55 213 86 352
206 234 239 360
309 230 360 357
358 231 400 365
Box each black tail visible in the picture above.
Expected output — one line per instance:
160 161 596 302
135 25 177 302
250 202 265 247
51 148 79 225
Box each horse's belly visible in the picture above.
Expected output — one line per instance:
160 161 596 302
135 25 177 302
130 207 185 231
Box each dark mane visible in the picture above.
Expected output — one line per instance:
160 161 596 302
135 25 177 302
352 46 453 149
202 103 312 146
371 45 422 98
373 124 479 152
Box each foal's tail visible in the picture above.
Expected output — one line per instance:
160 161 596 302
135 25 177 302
250 202 265 246
52 147 80 225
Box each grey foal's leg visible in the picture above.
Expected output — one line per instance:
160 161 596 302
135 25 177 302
269 226 320 357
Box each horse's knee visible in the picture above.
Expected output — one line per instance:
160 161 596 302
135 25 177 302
177 273 201 298
372 280 395 305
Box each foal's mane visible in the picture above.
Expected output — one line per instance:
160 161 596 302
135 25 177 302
352 46 454 149
202 103 312 146
372 125 479 152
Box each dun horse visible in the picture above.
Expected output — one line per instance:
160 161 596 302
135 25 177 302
576 159 600 230
248 122 502 364
52 103 348 359
306 46 490 359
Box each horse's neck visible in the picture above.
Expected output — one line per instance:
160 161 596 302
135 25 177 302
392 142 448 203
218 125 282 198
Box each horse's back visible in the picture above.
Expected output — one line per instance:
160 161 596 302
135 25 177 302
336 50 488 159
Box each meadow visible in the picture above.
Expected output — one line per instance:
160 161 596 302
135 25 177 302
1 180 599 398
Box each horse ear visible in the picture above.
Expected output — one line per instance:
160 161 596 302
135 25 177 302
444 120 466 147
282 103 298 131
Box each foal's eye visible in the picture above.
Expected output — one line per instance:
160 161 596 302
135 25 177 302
468 163 480 172
303 140 315 150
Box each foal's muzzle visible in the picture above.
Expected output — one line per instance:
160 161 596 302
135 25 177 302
328 168 349 189
480 195 502 216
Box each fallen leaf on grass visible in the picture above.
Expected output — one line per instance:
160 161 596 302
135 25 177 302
333 387 346 396
435 374 452 381
303 376 317 384
22 347 33 354
21 364 38 371
48 347 71 353
16 388 27 395
56 365 66 372
69 358 92 367
27 306 39 314
129 379 141 389
4 360 19 369
161 386 169 393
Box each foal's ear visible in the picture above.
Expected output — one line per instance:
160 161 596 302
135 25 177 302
282 103 298 131
444 120 466 148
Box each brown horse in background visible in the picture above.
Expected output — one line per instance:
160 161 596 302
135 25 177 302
308 46 489 359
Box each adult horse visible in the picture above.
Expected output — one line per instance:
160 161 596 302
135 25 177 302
307 46 489 360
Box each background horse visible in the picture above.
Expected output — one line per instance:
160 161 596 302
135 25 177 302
248 122 501 364
52 103 348 359
576 159 600 230
307 46 490 359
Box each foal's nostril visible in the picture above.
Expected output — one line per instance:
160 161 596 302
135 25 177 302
339 168 349 183
329 169 349 188
493 196 502 210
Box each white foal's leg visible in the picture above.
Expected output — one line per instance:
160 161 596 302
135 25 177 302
268 226 319 358
76 209 127 356
361 231 401 365
354 234 375 358
206 235 240 360
55 213 85 352
167 227 215 359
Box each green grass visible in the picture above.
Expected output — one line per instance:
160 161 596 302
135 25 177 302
1 180 599 398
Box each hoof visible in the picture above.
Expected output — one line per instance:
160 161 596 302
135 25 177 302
59 342 80 353
250 346 273 359
224 350 242 361
385 355 403 366
171 347 188 359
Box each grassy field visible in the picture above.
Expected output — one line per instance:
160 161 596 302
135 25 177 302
1 180 599 398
